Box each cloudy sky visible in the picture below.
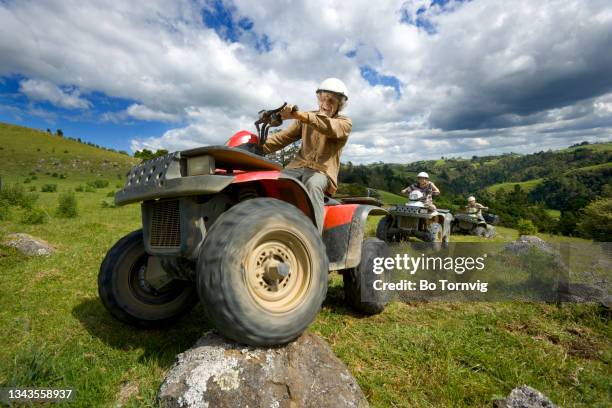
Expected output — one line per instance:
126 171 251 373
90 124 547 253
1 0 611 163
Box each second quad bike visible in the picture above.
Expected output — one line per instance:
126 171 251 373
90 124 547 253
452 207 496 238
98 103 391 346
376 190 453 249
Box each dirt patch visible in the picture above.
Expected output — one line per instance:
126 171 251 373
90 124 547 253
116 380 139 406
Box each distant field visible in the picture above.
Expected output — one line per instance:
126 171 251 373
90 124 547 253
565 161 612 174
377 189 406 205
486 178 544 193
0 122 136 181
563 142 612 153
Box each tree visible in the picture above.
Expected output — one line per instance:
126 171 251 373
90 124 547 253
577 198 612 241
134 149 169 162
56 129 63 137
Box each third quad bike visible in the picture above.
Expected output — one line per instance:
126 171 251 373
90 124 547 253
376 190 453 249
452 207 496 238
98 103 390 346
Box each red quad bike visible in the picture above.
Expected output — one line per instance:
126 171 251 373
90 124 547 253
98 104 391 346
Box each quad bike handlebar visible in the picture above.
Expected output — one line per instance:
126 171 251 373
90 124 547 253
254 102 299 148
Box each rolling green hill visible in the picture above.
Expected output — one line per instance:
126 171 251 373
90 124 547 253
0 122 136 182
486 178 544 193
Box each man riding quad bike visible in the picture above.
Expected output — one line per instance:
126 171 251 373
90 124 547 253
376 173 452 249
98 79 391 347
452 196 496 238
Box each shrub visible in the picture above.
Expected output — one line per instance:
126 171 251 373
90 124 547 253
41 184 57 193
577 198 612 241
56 191 78 218
21 207 46 224
0 199 10 220
0 183 38 208
517 218 538 235
84 185 96 193
23 178 31 184
51 173 58 178
101 199 116 208
59 174 66 179
116 182 123 188
31 175 37 180
75 185 84 192
106 191 115 197
86 180 110 189
29 186 37 192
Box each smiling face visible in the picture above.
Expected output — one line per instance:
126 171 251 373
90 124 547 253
317 91 341 117
417 177 428 187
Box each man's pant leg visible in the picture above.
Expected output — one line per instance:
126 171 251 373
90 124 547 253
302 170 328 234
280 168 328 234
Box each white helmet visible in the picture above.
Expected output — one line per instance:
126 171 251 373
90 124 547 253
317 78 348 100
417 172 429 178
468 196 476 202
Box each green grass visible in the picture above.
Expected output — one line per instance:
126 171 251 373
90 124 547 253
563 141 612 153
566 162 612 174
377 189 406 205
545 209 561 219
1 125 610 407
0 122 136 182
486 178 544 193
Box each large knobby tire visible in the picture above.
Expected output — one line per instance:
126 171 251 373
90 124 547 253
197 198 328 346
343 238 391 315
98 230 198 328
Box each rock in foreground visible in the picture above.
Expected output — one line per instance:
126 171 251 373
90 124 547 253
493 385 557 408
2 233 55 256
158 332 368 408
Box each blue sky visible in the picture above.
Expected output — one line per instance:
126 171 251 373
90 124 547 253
0 0 610 163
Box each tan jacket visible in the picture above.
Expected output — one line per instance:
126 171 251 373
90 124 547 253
263 111 352 195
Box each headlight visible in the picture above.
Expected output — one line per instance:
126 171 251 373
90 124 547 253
187 155 215 176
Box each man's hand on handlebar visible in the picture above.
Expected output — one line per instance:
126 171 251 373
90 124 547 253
280 104 298 120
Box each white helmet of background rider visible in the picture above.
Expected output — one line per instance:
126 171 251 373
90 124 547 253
468 196 476 202
417 172 429 178
317 78 349 101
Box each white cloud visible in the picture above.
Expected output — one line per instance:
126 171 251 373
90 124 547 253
1 0 611 162
126 104 180 122
19 79 90 109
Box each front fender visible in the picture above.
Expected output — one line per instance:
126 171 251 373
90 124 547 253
323 204 387 271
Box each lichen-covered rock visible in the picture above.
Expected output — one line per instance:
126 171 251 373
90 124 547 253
503 236 556 256
493 385 557 408
158 332 368 408
3 233 55 256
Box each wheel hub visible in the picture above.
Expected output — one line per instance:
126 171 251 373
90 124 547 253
244 231 312 314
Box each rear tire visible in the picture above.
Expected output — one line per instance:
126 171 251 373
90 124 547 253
377 215 402 242
343 238 391 315
197 198 328 346
425 222 443 250
473 226 486 237
98 230 198 328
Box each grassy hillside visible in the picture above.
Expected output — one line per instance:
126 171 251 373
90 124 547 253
0 125 610 406
0 122 136 182
486 178 544 193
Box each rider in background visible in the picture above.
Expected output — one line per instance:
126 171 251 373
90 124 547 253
465 196 488 220
401 172 440 210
